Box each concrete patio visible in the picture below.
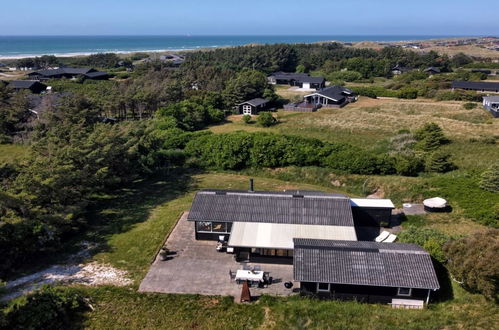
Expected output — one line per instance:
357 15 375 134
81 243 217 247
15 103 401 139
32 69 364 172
139 212 298 300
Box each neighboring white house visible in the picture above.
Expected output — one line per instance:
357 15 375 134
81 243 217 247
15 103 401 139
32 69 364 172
483 95 499 118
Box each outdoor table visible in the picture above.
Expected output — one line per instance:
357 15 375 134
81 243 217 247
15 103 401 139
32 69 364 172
235 270 264 285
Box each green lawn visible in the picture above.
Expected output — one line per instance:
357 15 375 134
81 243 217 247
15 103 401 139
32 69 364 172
72 285 497 330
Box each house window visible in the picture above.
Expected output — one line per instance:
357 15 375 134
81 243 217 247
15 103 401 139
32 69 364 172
196 221 212 232
242 105 252 115
212 222 227 233
196 221 231 234
317 283 330 293
397 287 412 296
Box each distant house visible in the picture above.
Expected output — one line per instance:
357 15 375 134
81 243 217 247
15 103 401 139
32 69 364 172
424 67 441 74
268 72 326 89
8 80 47 94
159 54 185 66
472 69 492 75
27 67 109 81
452 81 499 93
284 86 357 112
294 239 440 307
303 86 357 108
237 98 269 115
483 96 499 117
391 65 412 75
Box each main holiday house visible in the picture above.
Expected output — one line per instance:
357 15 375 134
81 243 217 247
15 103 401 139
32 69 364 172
187 184 440 305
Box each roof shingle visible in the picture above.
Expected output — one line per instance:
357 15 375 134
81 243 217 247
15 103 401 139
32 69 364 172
293 239 440 290
188 190 354 226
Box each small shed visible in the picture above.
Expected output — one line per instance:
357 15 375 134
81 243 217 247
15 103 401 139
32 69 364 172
237 98 269 115
8 80 47 94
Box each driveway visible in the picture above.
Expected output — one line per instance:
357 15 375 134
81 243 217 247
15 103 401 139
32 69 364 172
139 212 297 300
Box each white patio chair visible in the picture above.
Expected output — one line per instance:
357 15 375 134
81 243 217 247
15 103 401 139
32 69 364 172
384 234 397 243
375 231 390 242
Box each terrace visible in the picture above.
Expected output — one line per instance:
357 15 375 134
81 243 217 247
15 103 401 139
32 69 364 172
139 212 298 301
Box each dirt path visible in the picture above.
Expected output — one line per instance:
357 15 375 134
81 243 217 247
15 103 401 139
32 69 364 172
1 242 132 302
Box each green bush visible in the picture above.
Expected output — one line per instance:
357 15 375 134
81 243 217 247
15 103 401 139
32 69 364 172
425 151 456 173
397 87 418 99
326 71 363 82
242 114 251 124
4 286 87 330
398 226 452 262
463 102 477 110
393 154 424 176
480 162 499 193
444 230 499 301
257 112 277 127
185 132 396 175
414 122 449 151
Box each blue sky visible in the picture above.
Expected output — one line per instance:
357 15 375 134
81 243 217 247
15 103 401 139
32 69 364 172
1 0 498 35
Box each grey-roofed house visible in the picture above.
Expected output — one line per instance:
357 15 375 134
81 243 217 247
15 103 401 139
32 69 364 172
452 81 499 93
391 65 412 75
187 187 394 262
294 239 440 307
237 98 269 115
483 95 499 117
267 72 326 89
27 67 109 80
424 67 441 74
8 80 47 94
303 86 357 108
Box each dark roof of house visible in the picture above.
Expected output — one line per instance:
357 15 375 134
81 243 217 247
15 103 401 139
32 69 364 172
471 69 491 74
84 71 109 79
270 72 310 80
392 65 412 72
238 98 268 107
187 190 354 226
307 86 354 101
424 67 441 73
269 72 325 84
452 80 499 91
8 80 46 90
30 67 104 78
293 239 440 290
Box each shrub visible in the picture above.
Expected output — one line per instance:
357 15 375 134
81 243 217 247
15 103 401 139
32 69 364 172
463 102 477 110
242 114 251 124
425 151 456 173
398 226 452 262
398 87 418 99
394 154 424 176
257 112 276 127
414 122 448 151
326 70 363 82
444 230 499 301
5 286 87 329
480 162 499 193
185 132 396 175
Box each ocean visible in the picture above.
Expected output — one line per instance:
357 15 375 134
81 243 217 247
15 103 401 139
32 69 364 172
0 35 458 58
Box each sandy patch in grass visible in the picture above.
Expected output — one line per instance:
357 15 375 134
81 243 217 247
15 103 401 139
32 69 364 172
2 242 132 302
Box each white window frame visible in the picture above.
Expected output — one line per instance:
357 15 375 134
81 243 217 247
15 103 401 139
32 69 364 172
242 105 252 115
316 283 331 293
397 287 412 296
